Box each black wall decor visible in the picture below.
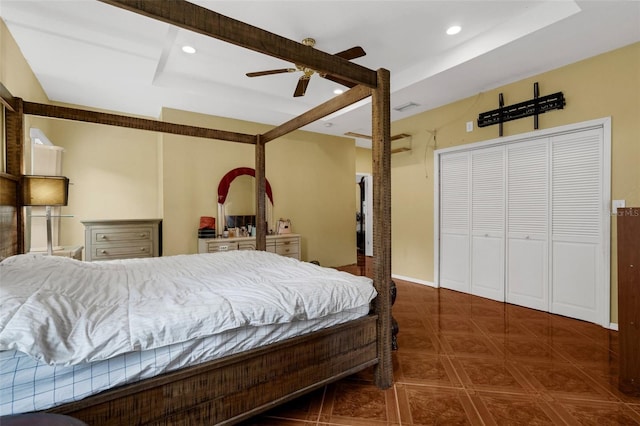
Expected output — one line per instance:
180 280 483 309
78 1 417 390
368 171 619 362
478 82 565 135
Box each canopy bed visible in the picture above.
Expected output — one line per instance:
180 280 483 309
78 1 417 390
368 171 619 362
0 0 393 424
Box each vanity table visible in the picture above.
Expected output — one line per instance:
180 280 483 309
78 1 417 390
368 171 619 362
198 234 300 260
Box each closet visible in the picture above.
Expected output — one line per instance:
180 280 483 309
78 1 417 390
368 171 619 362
435 118 610 327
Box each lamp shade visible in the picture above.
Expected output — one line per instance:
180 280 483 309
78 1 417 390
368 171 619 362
22 175 69 206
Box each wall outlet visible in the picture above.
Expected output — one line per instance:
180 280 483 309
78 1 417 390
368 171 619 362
466 121 473 132
612 199 626 213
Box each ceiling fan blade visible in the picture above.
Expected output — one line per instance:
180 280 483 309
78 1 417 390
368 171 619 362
334 46 366 60
294 76 311 97
246 68 296 77
322 73 357 89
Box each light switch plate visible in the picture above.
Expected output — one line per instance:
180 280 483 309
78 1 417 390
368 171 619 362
612 199 626 213
466 121 473 132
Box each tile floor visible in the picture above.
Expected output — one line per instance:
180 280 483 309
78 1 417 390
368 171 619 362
240 258 640 425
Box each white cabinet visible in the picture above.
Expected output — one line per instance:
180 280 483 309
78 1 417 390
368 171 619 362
83 219 162 261
436 121 609 326
439 152 470 293
198 234 301 260
549 129 605 323
505 139 549 311
471 146 505 302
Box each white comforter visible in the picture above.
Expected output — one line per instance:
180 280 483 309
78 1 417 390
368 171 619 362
0 251 376 366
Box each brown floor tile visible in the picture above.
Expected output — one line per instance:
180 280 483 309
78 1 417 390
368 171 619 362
240 256 639 426
550 398 640 425
471 316 536 338
515 360 618 401
427 314 483 335
396 384 482 425
318 381 399 425
553 339 618 367
492 335 570 363
471 391 567 425
396 326 444 354
395 352 461 387
439 332 503 358
450 356 534 393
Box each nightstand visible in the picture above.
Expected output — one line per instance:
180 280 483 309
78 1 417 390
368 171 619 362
30 245 84 260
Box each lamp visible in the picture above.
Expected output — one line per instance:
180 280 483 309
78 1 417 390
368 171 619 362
21 175 70 255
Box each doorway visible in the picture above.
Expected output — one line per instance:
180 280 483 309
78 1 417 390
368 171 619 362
356 173 373 257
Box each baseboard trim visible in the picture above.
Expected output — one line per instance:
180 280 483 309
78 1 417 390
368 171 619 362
391 274 436 288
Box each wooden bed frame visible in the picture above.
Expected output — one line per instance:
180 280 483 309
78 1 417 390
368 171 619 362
0 1 393 424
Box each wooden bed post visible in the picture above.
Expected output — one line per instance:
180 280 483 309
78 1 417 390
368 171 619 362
255 134 267 251
372 68 393 389
4 96 25 254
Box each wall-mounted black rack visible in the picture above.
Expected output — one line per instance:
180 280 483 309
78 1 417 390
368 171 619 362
477 83 565 135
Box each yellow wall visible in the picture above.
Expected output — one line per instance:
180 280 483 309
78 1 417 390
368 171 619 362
161 108 356 265
377 42 639 322
5 15 639 320
1 18 357 267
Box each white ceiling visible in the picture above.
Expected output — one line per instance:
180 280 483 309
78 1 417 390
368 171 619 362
1 1 639 143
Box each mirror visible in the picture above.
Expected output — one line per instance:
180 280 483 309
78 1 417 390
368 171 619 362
225 175 255 216
217 167 273 234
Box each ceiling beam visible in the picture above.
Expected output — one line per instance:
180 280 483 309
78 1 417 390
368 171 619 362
98 0 378 88
261 84 372 143
22 102 256 144
0 83 15 112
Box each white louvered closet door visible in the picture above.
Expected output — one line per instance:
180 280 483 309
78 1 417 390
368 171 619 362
550 128 604 323
506 139 549 311
471 146 505 302
439 152 470 293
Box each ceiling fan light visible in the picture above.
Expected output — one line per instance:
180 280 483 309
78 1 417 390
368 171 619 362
181 45 196 54
446 25 461 35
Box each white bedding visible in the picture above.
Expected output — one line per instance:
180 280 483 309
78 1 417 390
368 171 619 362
0 251 376 366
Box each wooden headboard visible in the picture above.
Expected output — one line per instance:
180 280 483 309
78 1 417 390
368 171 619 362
1 84 22 259
0 173 18 259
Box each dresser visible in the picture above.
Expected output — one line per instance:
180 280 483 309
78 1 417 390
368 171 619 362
198 234 300 260
82 219 162 261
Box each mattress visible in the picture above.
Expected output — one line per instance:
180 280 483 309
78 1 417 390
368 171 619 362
0 251 376 415
0 305 368 415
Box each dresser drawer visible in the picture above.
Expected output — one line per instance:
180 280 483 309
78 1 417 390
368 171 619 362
238 241 256 250
92 227 152 244
274 237 299 258
92 243 153 260
206 241 239 252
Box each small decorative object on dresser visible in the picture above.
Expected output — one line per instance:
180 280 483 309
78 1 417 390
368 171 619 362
82 219 162 261
198 234 300 260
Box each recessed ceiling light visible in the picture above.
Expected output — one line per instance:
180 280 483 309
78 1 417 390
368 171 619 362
182 45 196 54
333 88 344 95
446 25 461 35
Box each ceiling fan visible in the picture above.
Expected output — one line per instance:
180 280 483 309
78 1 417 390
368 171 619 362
245 37 366 97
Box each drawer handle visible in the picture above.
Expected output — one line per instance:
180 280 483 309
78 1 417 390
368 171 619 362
283 241 290 245
140 247 146 251
139 233 145 237
100 250 107 254
100 235 107 240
